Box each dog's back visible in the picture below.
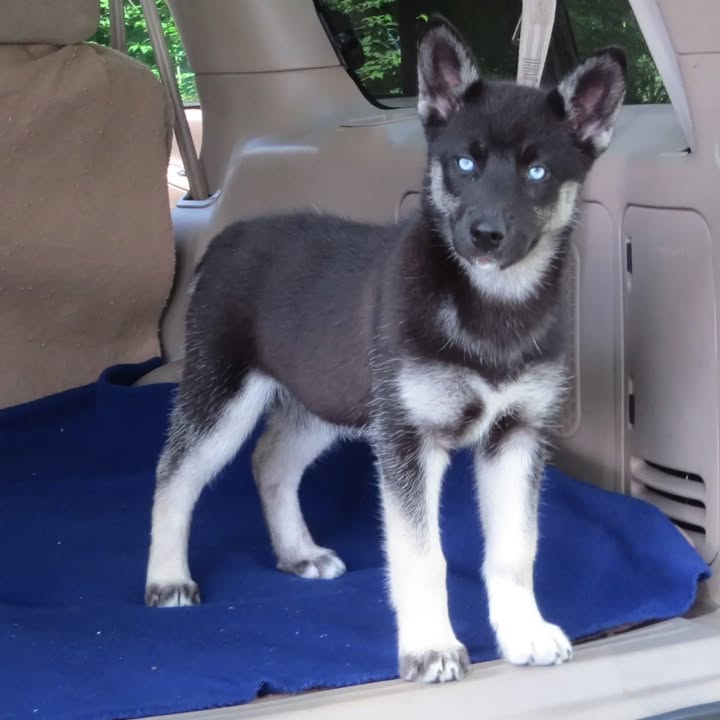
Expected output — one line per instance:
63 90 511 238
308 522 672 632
189 212 395 427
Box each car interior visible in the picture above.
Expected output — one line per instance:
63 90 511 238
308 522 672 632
3 0 720 718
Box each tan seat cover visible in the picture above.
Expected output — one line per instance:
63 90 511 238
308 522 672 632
0 38 175 407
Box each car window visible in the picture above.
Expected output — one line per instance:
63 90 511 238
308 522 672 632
91 0 199 105
317 0 668 106
565 0 668 103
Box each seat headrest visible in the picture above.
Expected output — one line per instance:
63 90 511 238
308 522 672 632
1 0 99 45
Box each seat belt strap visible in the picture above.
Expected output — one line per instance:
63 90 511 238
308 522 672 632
516 0 557 87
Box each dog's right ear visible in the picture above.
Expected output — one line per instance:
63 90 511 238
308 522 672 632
417 15 481 133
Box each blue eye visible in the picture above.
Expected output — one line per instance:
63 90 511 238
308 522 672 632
457 156 475 172
527 163 549 181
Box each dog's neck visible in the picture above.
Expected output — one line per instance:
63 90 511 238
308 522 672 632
395 211 570 374
417 200 570 306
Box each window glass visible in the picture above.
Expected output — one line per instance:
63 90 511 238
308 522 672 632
564 0 668 103
91 0 199 105
318 0 668 105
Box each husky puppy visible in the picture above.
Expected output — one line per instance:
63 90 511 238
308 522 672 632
145 16 626 683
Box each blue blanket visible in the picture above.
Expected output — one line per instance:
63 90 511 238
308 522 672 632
0 361 710 720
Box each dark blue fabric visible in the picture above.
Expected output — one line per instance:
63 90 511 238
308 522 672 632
0 362 710 720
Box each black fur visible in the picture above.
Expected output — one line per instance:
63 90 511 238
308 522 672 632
186 208 554 430
147 14 627 683
177 23 626 441
170 15 626 551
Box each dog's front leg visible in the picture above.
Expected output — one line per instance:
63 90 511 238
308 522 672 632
476 427 572 665
375 429 469 683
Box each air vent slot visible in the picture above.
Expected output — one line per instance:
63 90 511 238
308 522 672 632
630 457 707 549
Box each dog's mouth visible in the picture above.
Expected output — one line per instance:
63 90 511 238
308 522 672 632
452 226 543 273
473 234 542 272
470 252 511 272
474 255 498 269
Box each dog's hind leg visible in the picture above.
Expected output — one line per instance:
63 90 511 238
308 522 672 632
375 428 469 683
145 370 276 607
476 427 572 665
252 400 345 579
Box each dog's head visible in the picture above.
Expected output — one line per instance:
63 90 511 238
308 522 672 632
418 16 626 283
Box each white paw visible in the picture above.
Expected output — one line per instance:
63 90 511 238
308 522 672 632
279 549 346 580
496 617 572 666
400 645 470 683
145 580 201 607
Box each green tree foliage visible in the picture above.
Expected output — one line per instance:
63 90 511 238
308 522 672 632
92 0 666 107
566 0 668 103
91 0 198 103
325 0 668 104
328 0 403 90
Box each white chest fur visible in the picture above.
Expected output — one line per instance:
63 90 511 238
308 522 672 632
396 360 566 447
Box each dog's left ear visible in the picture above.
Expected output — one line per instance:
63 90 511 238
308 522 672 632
416 15 481 133
551 47 627 156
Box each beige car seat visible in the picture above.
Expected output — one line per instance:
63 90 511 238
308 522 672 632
0 0 175 408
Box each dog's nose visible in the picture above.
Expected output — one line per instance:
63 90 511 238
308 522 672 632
470 219 505 251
